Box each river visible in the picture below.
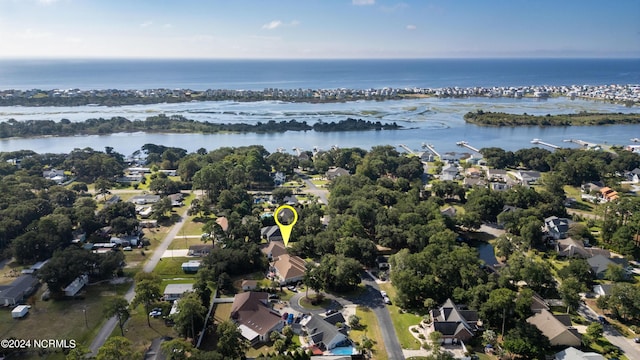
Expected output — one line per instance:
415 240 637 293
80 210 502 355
0 97 638 155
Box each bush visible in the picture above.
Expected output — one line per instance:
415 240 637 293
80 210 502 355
418 334 425 340
412 327 420 333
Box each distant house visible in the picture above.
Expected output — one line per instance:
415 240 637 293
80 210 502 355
490 182 512 191
587 254 628 279
463 177 487 188
168 193 184 207
129 194 161 205
164 283 195 301
527 309 581 347
555 238 610 259
159 169 177 176
43 169 67 184
241 280 258 291
0 275 40 306
116 174 143 184
465 167 483 178
599 187 619 202
273 172 286 186
272 254 306 285
64 274 89 297
512 170 541 184
440 164 459 181
581 181 604 194
592 284 613 297
555 347 605 360
545 216 571 240
429 298 480 344
440 206 457 218
486 168 508 182
261 225 283 242
181 261 201 273
188 244 213 257
626 168 640 183
300 315 349 351
230 292 284 344
325 167 350 180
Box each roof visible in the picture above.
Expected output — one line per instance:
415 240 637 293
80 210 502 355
261 240 288 258
272 254 307 282
324 312 346 326
545 216 571 235
430 298 478 335
215 217 229 232
164 283 194 295
527 309 581 344
555 346 605 360
0 275 39 301
587 254 627 275
326 167 350 179
301 315 347 350
231 292 282 337
261 225 282 240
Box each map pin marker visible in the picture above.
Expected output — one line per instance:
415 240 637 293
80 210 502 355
274 205 298 247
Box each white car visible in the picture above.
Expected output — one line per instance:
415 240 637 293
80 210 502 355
383 296 392 305
149 310 162 318
380 290 387 297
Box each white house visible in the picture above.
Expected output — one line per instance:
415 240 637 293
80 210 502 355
163 283 195 301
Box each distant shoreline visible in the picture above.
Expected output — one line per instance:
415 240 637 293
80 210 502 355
464 110 640 126
0 83 638 107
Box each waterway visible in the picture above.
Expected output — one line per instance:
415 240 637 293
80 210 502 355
0 97 638 155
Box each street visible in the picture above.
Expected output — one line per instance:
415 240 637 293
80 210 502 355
578 303 640 359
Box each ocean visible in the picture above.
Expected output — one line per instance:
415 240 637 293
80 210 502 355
0 58 639 90
0 58 639 155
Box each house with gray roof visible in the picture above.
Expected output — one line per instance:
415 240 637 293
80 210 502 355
555 347 605 360
545 216 571 240
429 299 479 344
527 309 581 347
163 283 194 301
325 167 350 180
300 314 349 351
0 274 40 306
587 255 628 279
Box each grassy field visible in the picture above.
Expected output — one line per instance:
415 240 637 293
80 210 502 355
378 283 422 350
0 282 131 359
168 236 206 250
111 302 179 356
310 178 329 187
152 256 195 278
350 306 388 360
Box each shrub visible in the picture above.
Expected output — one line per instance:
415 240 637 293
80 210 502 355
418 334 425 340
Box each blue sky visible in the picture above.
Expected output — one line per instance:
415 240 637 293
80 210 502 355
0 0 638 59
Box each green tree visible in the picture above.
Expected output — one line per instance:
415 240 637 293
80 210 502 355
216 320 249 359
65 344 92 360
104 297 130 336
558 277 585 313
586 322 604 341
173 292 207 340
97 336 135 360
480 288 516 333
161 337 196 360
502 322 550 360
604 263 626 282
132 278 162 327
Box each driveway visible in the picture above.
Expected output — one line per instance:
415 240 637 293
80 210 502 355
295 170 329 205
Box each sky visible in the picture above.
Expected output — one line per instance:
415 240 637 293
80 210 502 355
0 0 638 59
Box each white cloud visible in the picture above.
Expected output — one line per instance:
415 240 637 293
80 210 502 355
353 0 375 5
406 24 416 30
262 20 282 30
140 21 153 28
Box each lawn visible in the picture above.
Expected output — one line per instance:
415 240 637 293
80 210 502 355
179 215 211 236
0 282 131 359
168 236 206 250
152 256 195 278
212 303 232 324
378 283 422 350
350 306 388 360
310 178 329 187
111 302 178 356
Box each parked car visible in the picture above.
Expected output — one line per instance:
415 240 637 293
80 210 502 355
149 310 162 318
287 285 297 292
325 309 337 316
123 246 132 251
380 290 387 297
383 296 392 305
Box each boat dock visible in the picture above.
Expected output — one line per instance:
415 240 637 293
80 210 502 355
456 141 480 153
531 138 559 149
563 139 597 148
421 143 440 158
398 144 416 155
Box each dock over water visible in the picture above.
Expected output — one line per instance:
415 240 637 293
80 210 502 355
398 144 416 155
456 141 480 153
421 143 440 158
531 138 559 149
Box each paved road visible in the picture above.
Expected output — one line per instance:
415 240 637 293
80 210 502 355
295 170 329 205
578 303 640 360
290 273 405 360
89 214 188 355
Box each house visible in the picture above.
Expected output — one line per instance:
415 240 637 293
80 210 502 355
181 261 201 273
116 174 143 184
512 170 541 184
429 298 480 344
261 240 288 260
323 312 346 327
272 254 307 285
325 167 350 180
0 275 40 306
64 274 89 297
282 195 298 206
129 194 161 205
463 177 487 188
486 169 508 182
465 167 483 178
300 315 349 351
43 169 67 184
587 254 628 279
230 292 284 344
440 206 457 218
581 182 604 194
555 347 605 360
188 244 213 257
592 284 613 297
626 168 640 183
599 187 619 202
159 169 177 176
555 238 610 259
545 216 571 240
530 293 550 313
164 283 195 301
261 225 283 242
273 172 286 186
168 193 184 207
490 182 512 191
216 217 229 232
440 164 459 181
241 280 258 291
527 309 582 347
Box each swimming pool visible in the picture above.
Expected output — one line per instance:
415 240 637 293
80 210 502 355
330 346 356 355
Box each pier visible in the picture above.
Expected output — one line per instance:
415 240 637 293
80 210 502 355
421 143 441 158
563 139 597 148
398 144 416 155
456 141 480 153
531 138 559 149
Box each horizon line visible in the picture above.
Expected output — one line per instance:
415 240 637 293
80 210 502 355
1 56 639 61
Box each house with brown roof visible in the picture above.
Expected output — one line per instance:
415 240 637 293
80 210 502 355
261 240 288 260
599 187 619 202
230 292 284 344
429 299 480 344
555 238 610 259
527 309 582 347
272 254 307 285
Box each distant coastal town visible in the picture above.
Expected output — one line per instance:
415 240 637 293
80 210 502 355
0 83 638 107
